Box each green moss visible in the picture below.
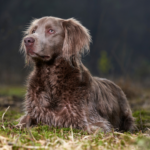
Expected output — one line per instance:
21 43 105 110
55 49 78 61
133 110 150 130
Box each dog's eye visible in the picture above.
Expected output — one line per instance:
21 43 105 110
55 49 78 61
32 30 36 34
48 29 55 34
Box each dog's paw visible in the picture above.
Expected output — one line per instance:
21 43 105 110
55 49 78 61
16 115 37 129
86 121 112 134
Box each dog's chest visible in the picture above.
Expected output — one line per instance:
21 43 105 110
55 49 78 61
27 90 87 129
26 59 89 128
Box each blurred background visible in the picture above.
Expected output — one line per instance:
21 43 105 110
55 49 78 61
0 0 150 112
0 0 150 85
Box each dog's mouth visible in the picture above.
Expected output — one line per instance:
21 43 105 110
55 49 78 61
35 53 50 59
28 52 50 60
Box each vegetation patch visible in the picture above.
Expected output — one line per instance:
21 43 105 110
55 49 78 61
0 108 150 150
0 86 26 97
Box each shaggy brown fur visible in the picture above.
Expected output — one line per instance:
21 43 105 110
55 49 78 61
19 16 134 133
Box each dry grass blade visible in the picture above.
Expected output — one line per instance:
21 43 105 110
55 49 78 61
16 145 49 149
0 135 12 150
2 106 10 130
69 125 74 142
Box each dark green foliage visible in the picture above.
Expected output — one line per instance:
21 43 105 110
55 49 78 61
98 50 111 76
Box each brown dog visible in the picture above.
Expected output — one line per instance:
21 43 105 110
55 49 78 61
19 16 134 133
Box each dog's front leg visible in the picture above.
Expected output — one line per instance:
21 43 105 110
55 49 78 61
18 115 37 128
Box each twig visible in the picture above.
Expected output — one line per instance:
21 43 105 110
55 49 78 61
2 106 10 130
140 111 143 131
26 126 37 142
14 134 21 144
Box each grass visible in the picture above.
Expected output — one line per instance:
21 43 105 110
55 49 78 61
133 110 150 130
0 86 26 97
0 108 150 150
0 85 150 149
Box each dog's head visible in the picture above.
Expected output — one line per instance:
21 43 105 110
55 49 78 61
21 16 91 63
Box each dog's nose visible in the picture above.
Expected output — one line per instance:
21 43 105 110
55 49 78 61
24 37 35 46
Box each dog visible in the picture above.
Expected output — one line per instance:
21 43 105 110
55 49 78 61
19 16 134 133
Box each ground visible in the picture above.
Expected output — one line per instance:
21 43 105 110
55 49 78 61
0 84 150 150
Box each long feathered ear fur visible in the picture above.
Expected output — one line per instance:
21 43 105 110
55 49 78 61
62 18 91 60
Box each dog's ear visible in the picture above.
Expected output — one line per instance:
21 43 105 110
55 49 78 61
62 18 91 59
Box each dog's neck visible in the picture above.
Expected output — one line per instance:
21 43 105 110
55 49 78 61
31 56 81 85
33 55 82 73
28 56 91 91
